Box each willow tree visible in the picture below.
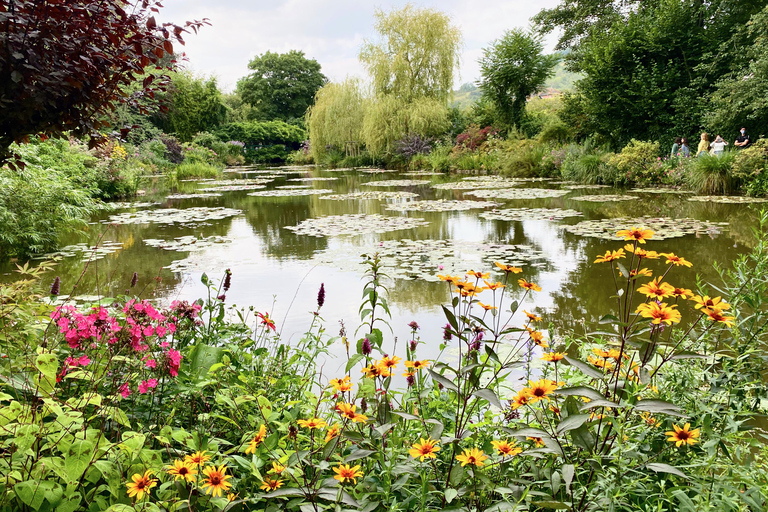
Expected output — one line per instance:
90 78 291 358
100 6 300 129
360 4 462 103
305 78 367 161
362 96 450 155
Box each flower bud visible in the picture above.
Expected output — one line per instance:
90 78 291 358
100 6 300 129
223 269 232 292
130 272 138 288
50 276 60 296
317 283 325 309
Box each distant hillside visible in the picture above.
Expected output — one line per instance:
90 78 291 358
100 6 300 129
451 83 482 109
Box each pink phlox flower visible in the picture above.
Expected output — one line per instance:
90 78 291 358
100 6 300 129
155 325 167 338
142 325 154 337
138 381 149 394
160 341 170 349
119 383 131 398
145 358 157 369
78 355 91 366
167 323 177 333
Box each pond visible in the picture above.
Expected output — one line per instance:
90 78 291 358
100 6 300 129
3 166 765 373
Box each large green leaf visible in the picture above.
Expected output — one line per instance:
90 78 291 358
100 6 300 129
64 439 94 481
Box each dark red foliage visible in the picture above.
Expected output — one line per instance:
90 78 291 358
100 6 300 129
0 1 209 162
455 124 499 151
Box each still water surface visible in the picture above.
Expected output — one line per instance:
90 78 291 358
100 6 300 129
3 167 763 372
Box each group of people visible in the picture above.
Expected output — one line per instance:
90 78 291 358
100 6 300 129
671 128 752 158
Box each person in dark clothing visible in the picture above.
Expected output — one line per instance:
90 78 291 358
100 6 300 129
735 128 751 149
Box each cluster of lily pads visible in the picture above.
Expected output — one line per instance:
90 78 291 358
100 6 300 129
314 239 548 282
687 195 768 204
166 193 222 200
319 191 419 201
562 184 611 190
467 188 571 200
143 235 232 252
287 177 339 182
284 214 430 237
202 179 273 186
479 207 583 222
35 241 124 262
198 184 267 192
569 194 637 203
432 180 519 190
363 179 432 187
563 216 728 240
105 207 242 226
247 189 334 197
385 200 501 212
98 202 160 210
629 188 693 194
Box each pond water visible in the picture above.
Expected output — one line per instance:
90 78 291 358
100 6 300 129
3 166 765 374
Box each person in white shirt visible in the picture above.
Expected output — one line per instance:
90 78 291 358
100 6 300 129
710 135 728 156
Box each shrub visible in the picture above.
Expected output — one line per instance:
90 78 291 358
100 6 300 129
455 124 498 151
425 144 453 172
732 139 768 197
686 152 737 195
499 140 550 177
160 134 185 164
538 121 572 144
395 133 433 159
182 144 219 166
170 162 222 181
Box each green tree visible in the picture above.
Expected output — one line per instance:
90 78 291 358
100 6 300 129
361 95 450 156
359 4 462 103
237 50 327 121
707 6 768 137
478 29 559 129
306 78 367 161
151 72 227 142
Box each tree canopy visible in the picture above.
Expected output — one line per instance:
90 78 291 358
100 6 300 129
359 4 462 103
237 50 326 122
0 0 207 163
478 29 559 129
151 72 227 142
306 79 367 161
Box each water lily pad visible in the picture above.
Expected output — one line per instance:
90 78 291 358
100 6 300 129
166 193 223 199
144 235 232 252
314 239 548 282
105 207 242 226
569 195 637 202
402 171 445 176
285 214 429 237
179 178 216 182
386 200 502 212
564 216 729 240
319 191 420 201
35 241 124 261
687 195 768 204
276 185 312 189
629 188 694 194
433 180 520 190
480 208 583 221
198 184 268 192
287 177 340 182
202 179 274 186
361 169 400 174
247 188 334 197
461 176 508 181
364 179 432 187
468 188 571 200
563 184 611 190
99 201 160 210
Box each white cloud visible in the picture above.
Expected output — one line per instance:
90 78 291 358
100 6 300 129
157 0 560 92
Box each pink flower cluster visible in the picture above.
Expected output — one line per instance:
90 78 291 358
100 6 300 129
51 299 186 397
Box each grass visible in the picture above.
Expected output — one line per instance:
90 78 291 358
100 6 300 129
687 152 737 195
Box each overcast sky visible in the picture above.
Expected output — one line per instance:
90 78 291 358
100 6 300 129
158 0 561 92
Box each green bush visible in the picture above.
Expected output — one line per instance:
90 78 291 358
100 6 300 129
537 122 572 144
686 152 737 195
606 139 664 186
499 140 550 177
425 144 452 172
732 139 768 197
214 120 305 164
170 162 223 181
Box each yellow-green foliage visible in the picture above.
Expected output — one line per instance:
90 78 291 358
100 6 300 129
360 4 462 103
306 78 367 162
608 139 660 175
361 95 450 156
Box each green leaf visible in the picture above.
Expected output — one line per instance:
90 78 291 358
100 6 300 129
634 399 683 415
345 449 375 462
345 354 364 372
442 305 459 332
12 424 40 454
445 488 458 503
556 414 591 434
562 464 574 494
533 501 571 509
563 356 605 380
427 369 459 393
65 440 94 481
556 386 605 401
390 411 419 421
473 388 503 409
14 481 60 510
56 494 81 512
449 464 465 487
647 463 689 479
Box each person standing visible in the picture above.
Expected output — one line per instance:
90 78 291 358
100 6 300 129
711 135 728 156
697 133 710 157
670 137 681 158
734 128 751 149
679 138 690 158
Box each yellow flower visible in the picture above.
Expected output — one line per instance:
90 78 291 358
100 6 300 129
185 450 212 467
404 360 430 370
527 436 545 447
478 302 497 311
361 364 390 378
269 462 285 474
491 440 522 457
484 280 506 290
528 330 548 348
665 423 700 447
336 402 357 420
522 379 558 403
510 390 532 409
637 277 676 299
467 270 490 279
438 274 461 284
702 307 735 328
594 248 626 263
166 460 197 483
640 412 661 427
541 352 565 362
409 438 441 461
227 493 238 501
690 295 730 311
624 244 659 260
201 465 233 497
635 302 681 325
588 355 614 371
260 477 283 492
672 287 693 299
518 278 542 292
455 447 488 467
333 464 363 484
617 227 654 243
495 262 523 274
379 355 401 369
245 425 267 454
524 310 542 322
297 417 327 430
592 347 610 358
628 267 653 278
126 470 156 500
351 413 368 423
330 376 353 392
660 252 693 267
325 424 342 442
